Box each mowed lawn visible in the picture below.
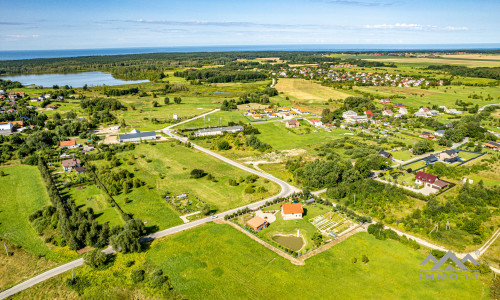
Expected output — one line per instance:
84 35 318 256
275 78 351 103
0 165 50 256
112 142 281 213
254 121 350 150
147 223 489 299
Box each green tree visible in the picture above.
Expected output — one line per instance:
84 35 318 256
362 254 369 263
164 97 170 105
83 249 108 268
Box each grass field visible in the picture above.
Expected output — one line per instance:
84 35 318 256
0 165 51 256
66 185 124 227
275 78 351 103
363 56 500 67
253 121 350 150
355 85 500 110
109 142 280 215
146 223 490 299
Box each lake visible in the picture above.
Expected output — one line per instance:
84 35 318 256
0 72 149 87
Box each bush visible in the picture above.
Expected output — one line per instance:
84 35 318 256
190 168 206 178
350 257 357 263
83 249 108 268
217 140 231 150
245 185 255 194
149 269 170 288
131 269 145 283
362 254 369 263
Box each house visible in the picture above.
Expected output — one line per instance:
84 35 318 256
434 130 445 137
60 140 80 149
364 110 373 118
83 144 95 152
247 110 256 115
382 110 393 116
118 130 157 142
0 122 14 135
298 108 310 115
414 111 428 118
342 110 359 123
62 158 81 172
281 203 303 220
286 119 299 128
291 106 301 112
378 150 393 160
277 107 290 112
246 216 269 232
423 155 438 165
269 113 278 118
48 105 59 110
394 103 405 108
445 123 454 129
421 131 435 139
430 110 440 116
485 141 500 151
380 98 391 104
253 114 262 119
75 167 86 174
438 149 459 162
398 108 408 115
309 119 323 127
447 108 462 115
194 126 244 137
305 198 315 205
264 108 275 114
418 107 430 114
415 171 449 190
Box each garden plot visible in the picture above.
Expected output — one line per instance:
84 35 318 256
311 211 356 236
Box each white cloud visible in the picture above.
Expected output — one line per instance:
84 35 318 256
362 23 468 31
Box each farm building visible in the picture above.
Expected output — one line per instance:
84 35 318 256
246 216 269 231
281 203 304 220
118 130 157 143
194 126 244 137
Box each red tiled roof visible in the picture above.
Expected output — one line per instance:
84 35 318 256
60 140 76 147
282 203 303 214
415 171 437 184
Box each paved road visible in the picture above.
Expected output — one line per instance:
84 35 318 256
0 109 299 299
270 78 276 88
478 103 500 111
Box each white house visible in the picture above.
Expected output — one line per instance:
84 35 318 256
398 108 408 115
281 203 303 220
382 110 394 116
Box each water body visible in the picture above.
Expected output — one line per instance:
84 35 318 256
272 234 304 251
0 72 149 87
1 44 499 61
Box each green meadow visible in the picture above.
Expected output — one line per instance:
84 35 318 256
146 223 490 299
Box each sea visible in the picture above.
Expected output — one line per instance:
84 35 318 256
1 44 499 61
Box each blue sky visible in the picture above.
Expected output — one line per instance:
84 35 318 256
0 0 498 50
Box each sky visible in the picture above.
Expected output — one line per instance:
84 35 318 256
0 0 499 50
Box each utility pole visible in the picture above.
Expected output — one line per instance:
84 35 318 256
72 267 76 281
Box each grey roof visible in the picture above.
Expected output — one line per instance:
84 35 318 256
378 150 392 158
443 149 458 155
305 198 315 204
488 141 500 147
197 126 244 134
118 131 156 140
434 130 445 135
423 155 438 163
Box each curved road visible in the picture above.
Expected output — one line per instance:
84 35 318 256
1 109 299 300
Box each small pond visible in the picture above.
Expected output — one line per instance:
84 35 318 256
272 234 304 251
0 72 149 87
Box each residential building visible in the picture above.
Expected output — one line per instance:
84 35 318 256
421 131 435 139
398 108 408 115
0 122 14 135
423 155 438 165
309 119 323 127
394 103 405 108
277 107 290 112
253 114 262 119
59 140 80 149
415 171 449 190
194 126 244 137
286 119 299 128
414 111 428 118
485 141 500 151
380 98 391 104
447 108 462 115
246 216 269 232
364 110 373 118
118 130 157 142
445 123 454 129
378 150 393 160
75 167 86 174
434 130 445 137
62 158 81 172
438 149 459 162
281 203 304 220
382 110 394 116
